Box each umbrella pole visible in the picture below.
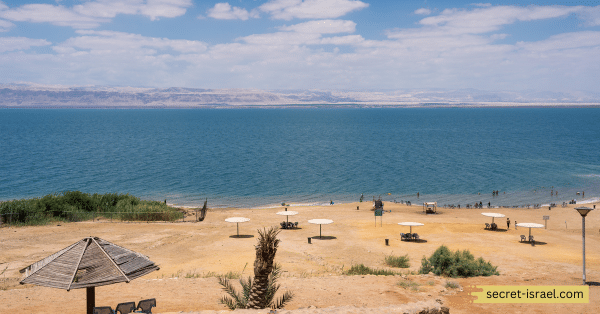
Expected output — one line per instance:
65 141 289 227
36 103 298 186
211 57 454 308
320 225 322 238
529 228 531 240
86 287 95 314
237 223 239 236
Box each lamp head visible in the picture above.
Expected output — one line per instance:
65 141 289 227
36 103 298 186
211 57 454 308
575 207 593 217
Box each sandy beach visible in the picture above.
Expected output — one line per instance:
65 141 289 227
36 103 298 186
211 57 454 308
1 200 599 313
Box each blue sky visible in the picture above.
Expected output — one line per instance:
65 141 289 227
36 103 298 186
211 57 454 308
0 0 599 92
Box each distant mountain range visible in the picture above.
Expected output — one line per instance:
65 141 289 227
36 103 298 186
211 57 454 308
1 83 599 108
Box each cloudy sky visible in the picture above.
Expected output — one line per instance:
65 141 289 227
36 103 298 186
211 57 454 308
0 0 599 92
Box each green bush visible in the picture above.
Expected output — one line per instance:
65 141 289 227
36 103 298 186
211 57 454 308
344 264 396 276
419 245 499 278
0 191 182 225
385 254 410 268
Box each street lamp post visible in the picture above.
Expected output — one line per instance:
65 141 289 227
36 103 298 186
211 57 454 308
575 207 594 285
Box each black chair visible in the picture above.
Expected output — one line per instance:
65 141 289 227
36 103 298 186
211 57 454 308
93 306 115 314
136 298 156 314
520 235 526 242
115 302 136 314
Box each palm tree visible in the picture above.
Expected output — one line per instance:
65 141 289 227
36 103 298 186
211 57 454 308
218 226 293 310
248 226 280 309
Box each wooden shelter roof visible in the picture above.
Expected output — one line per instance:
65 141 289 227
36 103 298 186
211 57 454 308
20 237 159 290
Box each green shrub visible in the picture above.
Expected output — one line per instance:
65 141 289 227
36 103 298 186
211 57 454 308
344 264 396 276
0 191 182 225
445 280 460 289
385 254 410 268
418 245 499 278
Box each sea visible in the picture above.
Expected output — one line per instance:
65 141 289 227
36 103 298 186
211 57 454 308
1 108 599 209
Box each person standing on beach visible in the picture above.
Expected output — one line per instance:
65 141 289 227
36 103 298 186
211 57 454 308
507 218 510 230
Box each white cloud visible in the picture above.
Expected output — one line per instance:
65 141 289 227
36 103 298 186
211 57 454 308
0 4 107 29
0 4 599 93
0 37 50 53
238 32 322 45
207 2 259 20
414 8 431 15
63 30 208 54
0 19 14 31
388 5 584 40
278 19 356 34
320 34 363 45
259 0 368 20
0 0 191 29
579 5 600 26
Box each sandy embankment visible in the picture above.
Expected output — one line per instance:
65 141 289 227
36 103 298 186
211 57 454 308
1 200 599 313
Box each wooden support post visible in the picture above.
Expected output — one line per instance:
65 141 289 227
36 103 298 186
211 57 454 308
87 287 95 314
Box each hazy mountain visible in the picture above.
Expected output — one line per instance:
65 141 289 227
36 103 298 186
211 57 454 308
0 84 598 108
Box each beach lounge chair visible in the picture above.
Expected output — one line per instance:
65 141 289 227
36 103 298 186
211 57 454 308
412 233 420 241
294 222 298 228
93 306 115 314
485 223 490 230
400 233 409 241
280 222 287 229
135 299 156 314
115 302 136 314
520 235 526 242
529 235 534 243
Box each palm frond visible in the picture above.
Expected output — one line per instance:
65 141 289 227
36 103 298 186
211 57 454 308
218 276 246 309
273 290 295 309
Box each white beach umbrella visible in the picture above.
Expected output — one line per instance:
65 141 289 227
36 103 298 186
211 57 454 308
308 219 333 238
276 211 298 224
481 212 505 224
516 222 544 239
225 217 250 237
398 222 424 233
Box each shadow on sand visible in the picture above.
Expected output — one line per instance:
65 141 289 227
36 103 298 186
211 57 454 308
586 282 600 286
310 236 337 240
279 227 303 230
485 228 508 232
402 239 428 243
229 234 254 238
519 241 547 246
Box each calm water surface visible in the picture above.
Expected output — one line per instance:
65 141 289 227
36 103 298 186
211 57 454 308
1 108 599 208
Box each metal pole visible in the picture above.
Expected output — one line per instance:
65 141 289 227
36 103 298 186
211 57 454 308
320 225 322 238
583 215 586 285
237 223 239 237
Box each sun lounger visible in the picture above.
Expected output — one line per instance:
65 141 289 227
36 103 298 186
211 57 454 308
485 223 490 230
116 302 136 314
400 233 409 241
294 222 298 228
529 235 534 243
135 299 156 314
412 233 419 240
520 235 526 242
280 222 287 229
93 306 115 314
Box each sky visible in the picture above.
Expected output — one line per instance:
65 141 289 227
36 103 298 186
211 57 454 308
0 0 599 93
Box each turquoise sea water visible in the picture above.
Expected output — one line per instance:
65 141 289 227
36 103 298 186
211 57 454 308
1 108 599 208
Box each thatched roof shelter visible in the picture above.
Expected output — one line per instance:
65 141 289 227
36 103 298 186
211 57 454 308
20 236 159 314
